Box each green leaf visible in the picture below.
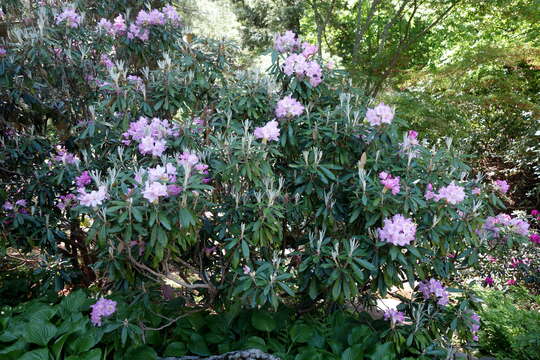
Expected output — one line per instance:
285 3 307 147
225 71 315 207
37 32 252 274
164 342 186 357
19 348 49 360
354 258 376 272
80 349 101 360
290 324 314 343
188 333 210 356
251 311 276 332
124 345 158 360
24 322 57 346
245 336 267 351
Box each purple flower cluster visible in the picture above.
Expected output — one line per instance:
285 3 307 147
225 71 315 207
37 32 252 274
76 171 92 188
97 15 127 36
0 47 6 56
425 182 466 205
2 200 28 215
531 233 540 244
418 279 449 306
377 214 416 246
254 120 280 142
97 5 181 42
55 8 82 28
57 194 77 210
90 297 117 326
78 186 107 208
127 75 145 92
481 213 530 238
379 172 400 195
122 117 179 157
493 179 510 194
275 31 323 87
366 102 394 126
466 311 480 341
275 95 304 119
53 146 80 165
383 309 405 326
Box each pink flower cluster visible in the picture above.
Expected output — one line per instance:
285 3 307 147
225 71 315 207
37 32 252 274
418 278 449 306
90 297 117 326
122 117 179 157
275 31 323 87
53 146 80 165
275 95 304 119
2 200 29 215
530 233 540 244
55 8 82 28
76 171 92 188
482 213 530 238
127 75 145 92
57 194 76 210
97 5 181 42
97 15 127 36
493 179 510 194
383 309 405 326
377 214 416 246
425 182 466 205
254 120 280 142
78 186 107 208
379 172 400 195
366 103 394 126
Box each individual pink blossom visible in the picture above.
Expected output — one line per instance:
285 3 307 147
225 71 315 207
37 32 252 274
178 151 199 167
76 171 92 188
383 309 405 325
275 95 304 118
195 163 209 174
202 177 211 184
148 165 168 182
142 181 168 203
274 30 300 53
418 279 449 306
100 54 114 69
494 179 509 194
366 103 394 126
530 233 540 244
90 298 117 326
438 182 466 205
127 75 144 91
531 209 539 216
305 61 322 86
162 5 182 25
243 265 251 275
54 147 80 165
167 185 183 196
486 255 497 263
138 136 166 157
57 194 76 210
484 276 494 286
379 172 400 195
0 47 6 56
301 42 318 58
15 200 27 207
2 201 13 211
97 18 113 34
78 186 107 207
55 8 82 28
112 15 127 35
254 120 280 142
472 187 481 195
377 214 416 246
506 279 516 286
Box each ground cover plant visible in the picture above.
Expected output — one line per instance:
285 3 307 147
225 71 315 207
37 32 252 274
0 1 538 359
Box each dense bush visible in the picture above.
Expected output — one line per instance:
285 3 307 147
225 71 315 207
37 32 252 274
0 1 536 358
476 287 540 360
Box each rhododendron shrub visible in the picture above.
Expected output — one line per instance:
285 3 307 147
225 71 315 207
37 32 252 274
0 4 535 357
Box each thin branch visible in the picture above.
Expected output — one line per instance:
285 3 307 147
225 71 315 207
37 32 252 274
141 308 204 331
